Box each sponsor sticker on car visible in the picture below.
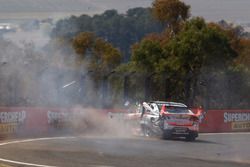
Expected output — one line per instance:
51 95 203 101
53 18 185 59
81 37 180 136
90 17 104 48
174 127 187 132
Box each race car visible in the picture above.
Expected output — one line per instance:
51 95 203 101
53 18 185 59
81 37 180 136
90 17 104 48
140 101 199 141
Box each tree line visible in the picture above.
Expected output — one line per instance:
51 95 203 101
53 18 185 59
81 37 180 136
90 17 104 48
51 7 164 62
49 0 250 109
0 0 249 109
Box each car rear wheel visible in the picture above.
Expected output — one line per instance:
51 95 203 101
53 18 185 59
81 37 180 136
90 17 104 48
162 131 172 140
185 134 196 141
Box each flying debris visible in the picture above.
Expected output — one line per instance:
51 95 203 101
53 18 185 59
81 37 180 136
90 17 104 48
62 81 76 89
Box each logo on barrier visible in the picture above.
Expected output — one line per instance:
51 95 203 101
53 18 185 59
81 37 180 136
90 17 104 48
232 122 250 130
224 112 250 131
0 111 26 134
224 112 250 123
47 111 71 128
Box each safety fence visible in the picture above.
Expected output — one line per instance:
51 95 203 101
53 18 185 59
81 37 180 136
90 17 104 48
0 107 250 136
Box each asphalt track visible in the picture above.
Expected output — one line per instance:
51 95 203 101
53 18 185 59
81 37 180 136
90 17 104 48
0 133 250 167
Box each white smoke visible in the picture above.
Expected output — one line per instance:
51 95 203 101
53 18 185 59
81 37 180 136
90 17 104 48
68 106 133 138
0 18 83 107
4 29 50 50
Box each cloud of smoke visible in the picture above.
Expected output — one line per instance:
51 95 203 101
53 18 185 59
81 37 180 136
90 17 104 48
68 106 133 138
0 19 89 107
3 23 51 50
0 16 136 138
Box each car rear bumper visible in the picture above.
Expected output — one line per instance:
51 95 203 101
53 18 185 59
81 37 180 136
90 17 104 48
164 128 198 137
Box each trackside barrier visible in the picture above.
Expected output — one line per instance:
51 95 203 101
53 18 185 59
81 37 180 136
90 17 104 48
0 107 111 137
0 107 250 136
107 109 250 133
0 107 71 137
0 107 43 135
198 110 250 133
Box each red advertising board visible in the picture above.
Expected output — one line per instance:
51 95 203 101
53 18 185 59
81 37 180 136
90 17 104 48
0 107 28 135
199 110 250 133
0 107 250 136
106 108 250 133
0 107 72 137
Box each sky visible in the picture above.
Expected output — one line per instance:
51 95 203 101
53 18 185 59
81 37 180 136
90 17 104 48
184 0 250 24
0 0 249 24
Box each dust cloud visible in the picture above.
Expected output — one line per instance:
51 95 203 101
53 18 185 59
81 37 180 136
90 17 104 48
0 19 87 107
67 106 134 138
0 17 136 138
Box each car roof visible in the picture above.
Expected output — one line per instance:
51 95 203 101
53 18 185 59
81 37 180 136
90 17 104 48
149 101 187 108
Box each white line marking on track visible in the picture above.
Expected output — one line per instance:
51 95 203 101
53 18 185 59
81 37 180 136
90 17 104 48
0 136 76 167
0 136 76 146
0 158 57 167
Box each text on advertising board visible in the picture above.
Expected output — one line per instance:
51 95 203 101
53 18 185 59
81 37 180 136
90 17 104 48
0 111 26 134
224 112 250 123
0 111 26 123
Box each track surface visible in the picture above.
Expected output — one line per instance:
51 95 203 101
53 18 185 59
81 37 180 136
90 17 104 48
0 133 250 167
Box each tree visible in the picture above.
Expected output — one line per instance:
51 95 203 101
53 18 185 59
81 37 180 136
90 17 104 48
235 39 250 67
164 17 237 106
131 32 177 101
51 8 164 62
72 32 122 73
152 0 190 34
132 38 164 73
72 32 123 106
72 32 95 57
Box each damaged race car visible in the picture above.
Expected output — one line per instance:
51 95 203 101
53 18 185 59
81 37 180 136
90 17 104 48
140 101 200 141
